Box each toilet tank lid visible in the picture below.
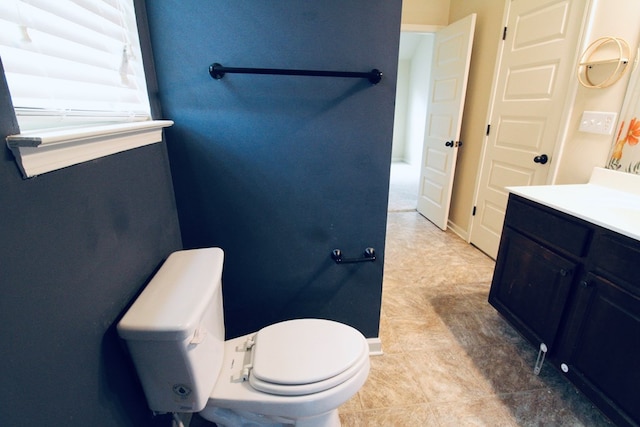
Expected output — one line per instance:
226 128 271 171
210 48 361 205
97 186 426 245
117 247 224 341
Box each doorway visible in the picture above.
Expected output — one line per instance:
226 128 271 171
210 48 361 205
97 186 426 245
389 16 476 225
388 31 435 212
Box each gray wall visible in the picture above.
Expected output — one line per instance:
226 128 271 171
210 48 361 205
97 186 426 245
146 0 402 339
0 18 183 427
0 2 401 424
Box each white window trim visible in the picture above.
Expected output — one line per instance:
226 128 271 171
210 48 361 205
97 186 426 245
6 119 173 178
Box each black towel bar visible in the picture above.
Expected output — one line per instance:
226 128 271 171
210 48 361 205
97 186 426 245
209 63 382 85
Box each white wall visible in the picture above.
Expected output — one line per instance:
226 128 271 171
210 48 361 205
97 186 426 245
406 34 435 166
392 59 410 161
554 0 640 184
392 32 435 165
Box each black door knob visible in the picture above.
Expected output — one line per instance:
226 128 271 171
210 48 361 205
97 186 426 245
534 154 548 164
445 141 454 147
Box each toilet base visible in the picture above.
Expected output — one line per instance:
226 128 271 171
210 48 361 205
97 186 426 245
199 406 341 427
296 410 340 427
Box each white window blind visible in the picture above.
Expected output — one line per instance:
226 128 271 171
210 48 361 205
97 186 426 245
0 0 151 130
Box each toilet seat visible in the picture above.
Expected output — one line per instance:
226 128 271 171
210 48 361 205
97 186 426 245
246 319 368 396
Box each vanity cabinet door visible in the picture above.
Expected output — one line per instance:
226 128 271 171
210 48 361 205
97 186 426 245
489 228 578 351
559 273 640 427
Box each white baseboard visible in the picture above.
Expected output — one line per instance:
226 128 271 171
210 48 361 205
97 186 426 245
367 338 383 356
447 219 469 242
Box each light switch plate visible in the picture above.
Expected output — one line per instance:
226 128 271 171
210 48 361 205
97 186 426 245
579 111 618 135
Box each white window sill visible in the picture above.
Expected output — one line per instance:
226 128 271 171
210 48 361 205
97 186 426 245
6 120 174 178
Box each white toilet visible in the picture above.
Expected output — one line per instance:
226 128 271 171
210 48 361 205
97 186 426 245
117 247 370 427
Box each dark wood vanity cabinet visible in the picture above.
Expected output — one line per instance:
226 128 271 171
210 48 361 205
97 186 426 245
489 194 640 427
490 228 578 352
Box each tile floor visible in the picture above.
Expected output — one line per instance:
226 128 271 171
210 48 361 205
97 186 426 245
387 162 420 213
338 210 613 426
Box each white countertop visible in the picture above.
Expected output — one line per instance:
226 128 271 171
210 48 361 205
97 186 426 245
508 168 640 241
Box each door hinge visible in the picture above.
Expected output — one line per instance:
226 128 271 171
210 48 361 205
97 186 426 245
472 206 477 216
503 26 507 40
486 124 491 135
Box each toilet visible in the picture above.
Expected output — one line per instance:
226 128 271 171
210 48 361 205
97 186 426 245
117 247 370 427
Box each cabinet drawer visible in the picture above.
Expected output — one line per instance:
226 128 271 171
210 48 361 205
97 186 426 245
590 230 640 293
506 195 592 257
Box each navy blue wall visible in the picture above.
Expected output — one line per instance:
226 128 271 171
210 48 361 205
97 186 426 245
0 9 183 425
146 1 402 339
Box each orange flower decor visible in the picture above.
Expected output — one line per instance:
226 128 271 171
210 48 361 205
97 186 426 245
609 118 640 168
625 118 640 145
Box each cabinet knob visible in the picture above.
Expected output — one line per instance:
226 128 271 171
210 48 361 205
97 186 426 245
559 269 568 277
561 363 569 373
581 280 590 288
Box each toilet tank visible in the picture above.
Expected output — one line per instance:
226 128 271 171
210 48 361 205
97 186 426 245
117 247 226 413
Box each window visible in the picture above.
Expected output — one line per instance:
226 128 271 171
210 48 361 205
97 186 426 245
0 0 172 178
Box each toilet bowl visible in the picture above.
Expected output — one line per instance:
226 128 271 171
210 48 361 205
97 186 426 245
202 319 370 426
117 248 370 427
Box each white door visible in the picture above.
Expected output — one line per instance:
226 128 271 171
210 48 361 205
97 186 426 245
470 0 586 258
416 14 476 230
